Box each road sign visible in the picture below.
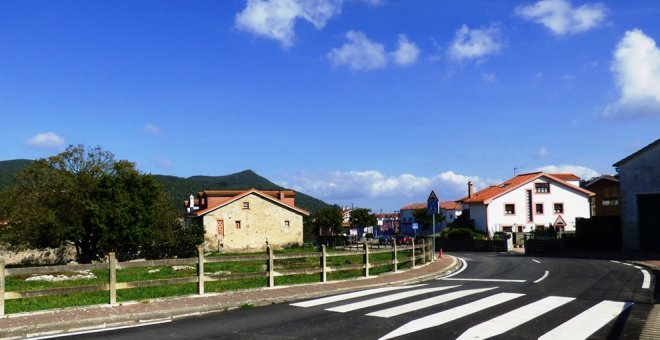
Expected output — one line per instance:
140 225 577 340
427 190 439 215
412 223 418 230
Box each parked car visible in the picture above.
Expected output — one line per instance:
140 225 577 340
396 235 413 245
378 236 392 245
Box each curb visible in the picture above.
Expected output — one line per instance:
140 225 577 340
1 256 462 339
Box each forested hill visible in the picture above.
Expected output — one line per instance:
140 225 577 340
0 160 329 213
154 170 330 213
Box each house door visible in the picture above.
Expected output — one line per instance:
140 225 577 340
638 194 660 250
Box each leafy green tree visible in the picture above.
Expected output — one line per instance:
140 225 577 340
309 206 343 238
0 145 190 261
413 208 445 235
350 208 377 230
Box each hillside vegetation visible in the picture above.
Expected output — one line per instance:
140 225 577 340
0 160 328 213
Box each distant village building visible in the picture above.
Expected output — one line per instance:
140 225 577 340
613 139 660 250
459 172 593 236
185 189 309 252
583 175 620 217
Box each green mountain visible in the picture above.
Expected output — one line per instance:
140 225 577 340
0 160 329 213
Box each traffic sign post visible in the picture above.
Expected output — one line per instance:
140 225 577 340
427 191 439 261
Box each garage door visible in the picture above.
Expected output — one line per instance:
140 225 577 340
638 194 660 250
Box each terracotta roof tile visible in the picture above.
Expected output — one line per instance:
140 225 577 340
400 202 426 210
549 173 581 181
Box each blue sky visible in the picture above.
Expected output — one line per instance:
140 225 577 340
1 0 659 212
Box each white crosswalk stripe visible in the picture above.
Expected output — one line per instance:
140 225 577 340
290 284 427 307
456 296 575 340
539 300 633 340
292 285 633 339
326 285 459 313
379 292 525 340
366 287 498 318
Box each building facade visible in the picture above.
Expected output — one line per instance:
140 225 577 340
185 189 309 252
583 175 620 217
613 139 660 250
460 172 594 236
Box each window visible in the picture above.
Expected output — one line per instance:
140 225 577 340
535 203 544 214
554 203 564 214
216 219 224 236
235 220 241 229
505 204 515 215
603 199 619 206
535 183 550 193
243 202 249 209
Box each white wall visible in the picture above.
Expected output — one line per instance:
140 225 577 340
617 142 660 249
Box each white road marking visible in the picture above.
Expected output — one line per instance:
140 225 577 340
378 293 524 340
534 271 550 283
456 296 575 340
610 260 622 264
326 286 457 313
28 320 172 339
539 300 633 340
290 284 426 307
367 287 498 318
442 278 526 283
532 259 541 264
439 257 467 279
634 267 651 289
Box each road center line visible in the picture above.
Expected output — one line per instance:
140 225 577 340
532 259 541 264
534 271 550 283
442 278 526 283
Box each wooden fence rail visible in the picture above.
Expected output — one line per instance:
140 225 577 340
0 240 432 316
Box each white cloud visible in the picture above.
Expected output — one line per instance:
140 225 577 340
515 0 607 35
26 132 65 149
448 23 503 62
327 30 387 70
604 29 660 119
144 124 161 135
537 146 549 157
535 164 599 180
482 72 497 83
289 170 491 206
391 34 420 66
235 0 342 48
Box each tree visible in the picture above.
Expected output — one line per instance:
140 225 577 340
350 208 377 230
412 208 445 235
0 145 189 261
309 206 343 238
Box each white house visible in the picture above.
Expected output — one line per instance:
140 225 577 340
613 139 660 250
459 172 594 236
440 201 462 227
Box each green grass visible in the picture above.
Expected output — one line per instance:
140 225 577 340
4 246 429 314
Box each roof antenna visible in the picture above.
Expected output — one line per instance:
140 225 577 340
514 166 524 176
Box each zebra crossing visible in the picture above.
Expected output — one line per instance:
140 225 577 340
290 284 633 339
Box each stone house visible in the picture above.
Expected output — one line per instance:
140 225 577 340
185 189 309 252
459 172 594 236
613 139 660 250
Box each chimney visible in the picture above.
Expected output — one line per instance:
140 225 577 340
467 181 473 198
189 194 195 208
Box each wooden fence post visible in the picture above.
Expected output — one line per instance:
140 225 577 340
421 239 426 264
393 241 398 272
363 243 369 277
320 245 327 283
411 238 416 268
109 252 116 305
0 257 5 316
197 246 205 295
267 246 274 287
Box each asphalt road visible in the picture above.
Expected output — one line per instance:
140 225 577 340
57 252 654 339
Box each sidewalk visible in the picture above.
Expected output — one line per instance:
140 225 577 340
0 256 459 339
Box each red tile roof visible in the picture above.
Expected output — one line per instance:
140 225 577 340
400 202 426 210
440 201 462 210
549 173 581 181
460 172 594 204
188 189 309 217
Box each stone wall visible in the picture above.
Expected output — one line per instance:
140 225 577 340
0 245 77 266
201 193 304 252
